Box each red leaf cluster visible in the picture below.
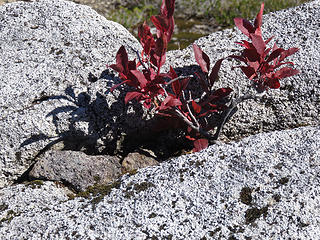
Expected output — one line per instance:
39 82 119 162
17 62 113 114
109 1 300 153
109 0 177 109
232 3 299 91
192 44 233 115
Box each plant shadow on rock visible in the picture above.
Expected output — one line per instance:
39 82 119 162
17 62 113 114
19 68 204 168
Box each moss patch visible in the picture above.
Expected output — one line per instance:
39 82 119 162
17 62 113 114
69 180 121 208
0 204 8 212
0 210 20 224
24 180 44 189
124 181 156 199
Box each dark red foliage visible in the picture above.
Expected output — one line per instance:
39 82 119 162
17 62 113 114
232 3 299 91
193 138 208 152
138 22 155 56
193 44 228 92
109 1 300 154
158 95 182 111
152 0 175 42
109 0 177 109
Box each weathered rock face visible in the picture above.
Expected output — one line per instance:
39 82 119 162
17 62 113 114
1 0 320 189
0 0 145 188
0 1 319 238
165 1 320 141
121 152 159 173
0 125 319 239
28 150 122 192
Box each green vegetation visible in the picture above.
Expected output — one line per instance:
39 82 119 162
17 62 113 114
68 180 121 208
109 3 158 30
0 210 20 224
24 180 44 189
213 0 311 27
110 0 310 30
109 0 310 50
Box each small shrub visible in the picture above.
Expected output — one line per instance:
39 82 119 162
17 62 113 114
108 0 299 152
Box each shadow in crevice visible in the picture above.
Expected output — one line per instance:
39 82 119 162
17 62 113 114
20 68 198 166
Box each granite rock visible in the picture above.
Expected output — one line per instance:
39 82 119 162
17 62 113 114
0 125 319 239
121 152 159 174
165 0 320 141
0 2 320 238
28 150 122 192
0 0 144 188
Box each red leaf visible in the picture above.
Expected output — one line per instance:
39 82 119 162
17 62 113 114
109 63 123 74
159 95 182 111
209 58 224 87
164 95 182 107
161 0 175 18
266 78 280 89
165 16 175 42
234 18 255 38
128 60 137 71
138 22 155 56
240 66 256 80
109 46 129 74
235 40 252 49
155 34 167 57
193 138 208 152
195 72 209 93
214 88 233 98
154 0 175 41
169 66 178 79
279 48 299 62
172 79 181 97
250 34 266 56
151 15 169 34
125 92 143 104
206 88 233 103
192 101 201 114
274 67 300 79
130 70 148 88
150 47 167 70
170 67 181 96
266 48 284 63
272 43 278 51
254 3 264 36
265 36 274 45
115 46 128 74
181 77 190 91
242 49 260 63
159 53 166 70
150 50 158 67
138 21 150 40
193 44 210 73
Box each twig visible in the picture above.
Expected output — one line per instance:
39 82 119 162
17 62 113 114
165 75 193 86
185 91 200 128
173 108 212 139
134 49 148 71
212 92 266 140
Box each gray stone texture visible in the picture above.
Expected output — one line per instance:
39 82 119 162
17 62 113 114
165 0 320 141
0 0 320 238
0 0 145 188
0 125 319 239
121 152 159 173
28 150 122 191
